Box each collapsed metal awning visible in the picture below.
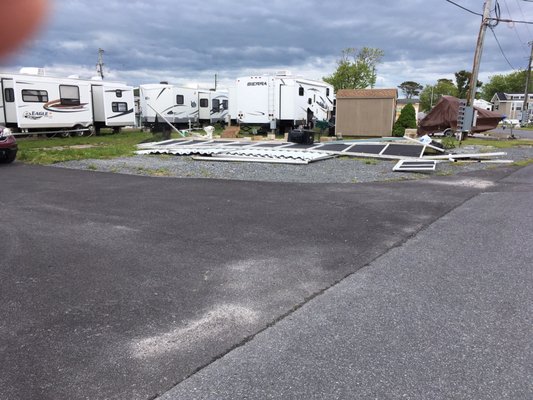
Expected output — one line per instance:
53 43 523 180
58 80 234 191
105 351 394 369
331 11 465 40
136 138 507 166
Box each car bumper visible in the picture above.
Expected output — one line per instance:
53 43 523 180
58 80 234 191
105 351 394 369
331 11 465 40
0 135 18 152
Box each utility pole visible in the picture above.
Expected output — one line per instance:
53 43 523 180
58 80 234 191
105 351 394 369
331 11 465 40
467 0 492 107
96 48 105 80
461 0 492 141
521 41 533 126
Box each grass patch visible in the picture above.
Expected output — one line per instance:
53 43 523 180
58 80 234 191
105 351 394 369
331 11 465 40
461 138 533 148
512 158 533 167
135 167 173 177
17 130 155 164
359 158 379 165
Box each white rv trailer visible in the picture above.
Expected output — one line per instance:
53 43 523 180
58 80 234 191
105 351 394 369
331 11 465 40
0 69 135 136
90 81 135 134
229 71 335 132
139 83 229 130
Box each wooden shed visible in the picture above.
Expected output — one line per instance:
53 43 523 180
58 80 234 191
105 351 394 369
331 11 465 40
335 89 398 137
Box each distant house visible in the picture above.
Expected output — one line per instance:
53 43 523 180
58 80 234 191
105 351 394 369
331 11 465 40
396 98 421 122
491 93 533 120
335 89 398 137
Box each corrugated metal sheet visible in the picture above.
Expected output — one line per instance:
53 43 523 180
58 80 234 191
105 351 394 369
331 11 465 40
136 139 435 163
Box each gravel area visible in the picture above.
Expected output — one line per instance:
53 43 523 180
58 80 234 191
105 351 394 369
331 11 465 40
52 144 533 184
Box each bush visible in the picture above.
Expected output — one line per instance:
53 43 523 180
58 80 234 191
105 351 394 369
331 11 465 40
441 136 458 149
392 103 417 137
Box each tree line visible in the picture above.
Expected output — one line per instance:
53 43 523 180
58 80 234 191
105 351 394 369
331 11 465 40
324 47 529 113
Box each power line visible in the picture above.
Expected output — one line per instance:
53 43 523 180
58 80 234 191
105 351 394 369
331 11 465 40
515 0 533 36
503 0 529 51
445 0 483 16
445 0 533 24
489 26 517 69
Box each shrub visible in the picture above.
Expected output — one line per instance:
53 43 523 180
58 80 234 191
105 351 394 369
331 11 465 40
392 103 417 137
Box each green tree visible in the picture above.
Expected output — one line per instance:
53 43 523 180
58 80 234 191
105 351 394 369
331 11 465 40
419 78 459 112
454 70 482 99
392 103 417 137
480 70 528 101
398 81 423 98
323 47 384 91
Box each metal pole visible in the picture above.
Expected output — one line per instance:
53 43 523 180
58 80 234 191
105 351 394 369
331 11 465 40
462 0 492 142
96 48 105 80
467 0 491 107
521 41 533 126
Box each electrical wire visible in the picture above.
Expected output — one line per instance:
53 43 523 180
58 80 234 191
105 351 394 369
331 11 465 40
516 0 533 36
489 26 517 69
503 0 529 52
489 0 501 27
445 0 532 24
445 0 483 16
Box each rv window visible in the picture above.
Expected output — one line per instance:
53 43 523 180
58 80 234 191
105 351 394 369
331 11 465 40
112 102 128 112
308 98 312 105
4 88 14 102
200 98 209 108
176 95 184 105
326 88 330 97
222 100 228 110
116 90 122 98
212 99 220 111
22 89 49 103
299 87 304 96
59 85 80 106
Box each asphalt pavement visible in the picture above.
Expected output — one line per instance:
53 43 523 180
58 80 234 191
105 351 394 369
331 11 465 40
161 165 533 400
0 162 531 400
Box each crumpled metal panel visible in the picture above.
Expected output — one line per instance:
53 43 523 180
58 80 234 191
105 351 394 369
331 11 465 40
136 146 333 163
136 138 433 162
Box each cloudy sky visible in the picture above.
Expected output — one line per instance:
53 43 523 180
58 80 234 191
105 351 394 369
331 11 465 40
2 0 532 94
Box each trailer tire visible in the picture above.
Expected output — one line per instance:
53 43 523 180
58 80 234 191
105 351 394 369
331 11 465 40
59 130 71 138
72 125 85 137
87 125 96 136
443 128 454 137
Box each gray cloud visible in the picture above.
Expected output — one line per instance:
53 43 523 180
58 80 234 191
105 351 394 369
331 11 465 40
3 0 532 90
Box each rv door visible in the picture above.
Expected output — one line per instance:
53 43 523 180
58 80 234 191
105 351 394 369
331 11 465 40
198 92 210 121
1 79 16 126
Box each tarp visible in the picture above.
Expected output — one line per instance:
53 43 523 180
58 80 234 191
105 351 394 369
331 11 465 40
418 95 503 135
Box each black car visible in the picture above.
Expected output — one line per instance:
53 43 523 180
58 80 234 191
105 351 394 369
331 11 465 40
0 127 18 164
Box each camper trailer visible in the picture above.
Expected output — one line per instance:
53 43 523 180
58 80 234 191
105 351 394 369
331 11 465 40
90 81 135 134
139 83 229 130
229 71 335 132
0 69 135 136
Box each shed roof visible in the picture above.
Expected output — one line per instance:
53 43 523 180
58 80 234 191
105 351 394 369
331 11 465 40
337 89 397 99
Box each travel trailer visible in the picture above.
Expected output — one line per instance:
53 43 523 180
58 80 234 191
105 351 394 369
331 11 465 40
0 69 135 136
229 71 335 132
139 83 229 130
90 81 136 134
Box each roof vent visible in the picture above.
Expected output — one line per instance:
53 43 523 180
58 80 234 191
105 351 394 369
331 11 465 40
160 81 169 85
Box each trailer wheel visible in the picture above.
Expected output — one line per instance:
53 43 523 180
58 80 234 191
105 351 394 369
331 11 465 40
72 125 85 137
443 128 454 137
59 130 71 138
87 125 96 136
